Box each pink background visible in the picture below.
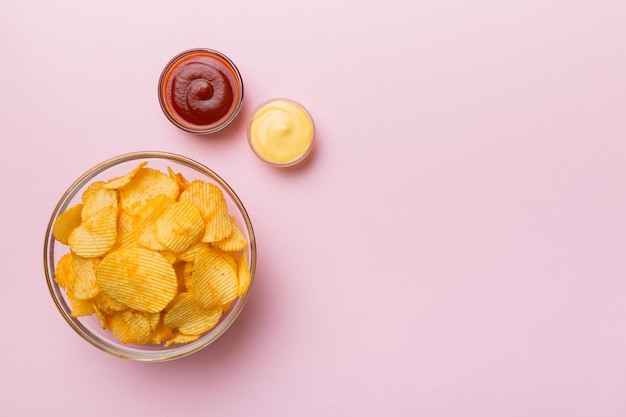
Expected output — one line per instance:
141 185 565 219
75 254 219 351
1 0 625 415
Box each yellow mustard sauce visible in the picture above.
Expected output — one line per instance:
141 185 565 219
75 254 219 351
248 99 314 166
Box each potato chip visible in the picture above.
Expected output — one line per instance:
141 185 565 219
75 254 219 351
159 249 178 264
189 246 238 308
133 194 175 251
92 291 127 313
214 248 238 272
177 241 208 263
67 290 96 317
92 304 108 328
164 332 200 347
102 162 147 190
108 310 153 344
68 206 118 258
81 181 105 204
237 252 252 297
212 216 247 252
81 187 118 220
164 292 222 336
202 211 232 243
150 320 174 345
155 200 204 253
119 168 179 215
52 204 83 245
179 180 221 218
96 247 178 313
54 252 77 290
72 255 100 300
113 211 136 250
167 166 190 191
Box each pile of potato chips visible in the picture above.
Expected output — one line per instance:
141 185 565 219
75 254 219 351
52 163 252 346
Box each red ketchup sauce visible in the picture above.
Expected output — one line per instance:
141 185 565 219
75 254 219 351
159 50 243 133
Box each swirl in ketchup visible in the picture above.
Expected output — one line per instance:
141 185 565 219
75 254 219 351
159 49 243 133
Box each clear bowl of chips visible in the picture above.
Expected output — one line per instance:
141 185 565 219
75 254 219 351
43 151 256 361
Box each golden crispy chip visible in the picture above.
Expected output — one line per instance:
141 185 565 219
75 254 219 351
133 194 175 251
150 320 174 345
159 249 178 264
68 206 118 258
108 310 153 344
164 292 222 336
155 200 205 253
96 247 178 313
179 180 227 219
214 248 238 272
212 216 247 252
52 204 83 245
54 252 77 290
81 187 118 220
103 162 147 190
92 303 108 328
167 166 190 192
113 211 136 250
92 291 127 313
189 246 238 308
202 211 232 243
164 332 200 347
119 168 179 215
72 256 100 300
237 252 252 297
221 300 234 315
81 181 105 204
177 241 208 263
67 290 96 317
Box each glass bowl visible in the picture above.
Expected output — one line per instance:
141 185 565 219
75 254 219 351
43 152 256 361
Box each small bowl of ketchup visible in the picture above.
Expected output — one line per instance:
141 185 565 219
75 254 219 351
158 49 244 134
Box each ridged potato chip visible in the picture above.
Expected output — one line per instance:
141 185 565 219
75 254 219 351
54 252 77 290
237 252 252 297
103 162 147 190
92 291 127 313
119 167 179 215
52 204 83 245
132 194 175 250
81 187 118 220
96 247 178 313
202 211 232 243
72 256 100 300
107 310 153 345
68 206 118 258
150 320 174 345
81 181 105 204
179 180 224 219
164 292 222 336
113 211 136 250
164 332 200 347
168 166 190 191
155 200 205 253
67 290 96 317
190 246 238 308
212 216 247 252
